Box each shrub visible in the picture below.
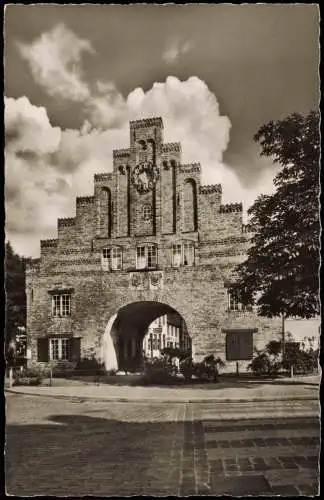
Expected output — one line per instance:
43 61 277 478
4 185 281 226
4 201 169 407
139 357 179 385
107 369 117 376
179 354 225 382
282 344 319 374
13 376 42 386
248 351 280 376
179 357 194 380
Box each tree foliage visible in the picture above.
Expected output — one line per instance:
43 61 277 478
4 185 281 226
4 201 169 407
235 111 320 318
5 241 26 345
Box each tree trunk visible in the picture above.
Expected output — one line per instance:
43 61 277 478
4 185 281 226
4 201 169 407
282 313 286 362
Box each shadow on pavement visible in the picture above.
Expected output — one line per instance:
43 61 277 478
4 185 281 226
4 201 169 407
5 413 184 497
6 412 320 497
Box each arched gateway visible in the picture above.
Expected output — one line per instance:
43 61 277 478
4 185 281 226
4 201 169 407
102 301 190 372
26 117 281 373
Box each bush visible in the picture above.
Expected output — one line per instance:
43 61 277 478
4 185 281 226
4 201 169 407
283 345 319 374
179 354 225 382
248 352 274 376
248 339 319 377
13 376 42 386
107 369 117 376
139 357 179 385
179 357 194 380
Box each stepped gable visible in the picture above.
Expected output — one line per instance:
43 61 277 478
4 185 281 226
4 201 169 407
94 173 113 182
58 217 76 228
178 162 201 173
199 184 222 194
40 239 58 248
112 148 130 158
161 142 182 153
220 203 243 213
129 117 163 129
76 196 95 205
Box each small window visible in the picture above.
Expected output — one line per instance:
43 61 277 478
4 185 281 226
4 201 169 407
102 247 122 271
147 244 157 269
143 204 152 221
136 244 158 270
52 294 71 317
111 247 122 270
183 242 195 266
228 289 251 312
172 244 182 267
136 246 146 269
172 242 195 267
50 338 70 361
229 291 240 311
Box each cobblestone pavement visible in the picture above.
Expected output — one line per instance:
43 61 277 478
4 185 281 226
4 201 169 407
5 394 320 496
183 403 320 496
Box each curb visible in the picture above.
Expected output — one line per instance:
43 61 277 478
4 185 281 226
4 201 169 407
5 388 318 404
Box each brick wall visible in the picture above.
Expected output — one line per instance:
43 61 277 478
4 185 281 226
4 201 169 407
26 117 278 372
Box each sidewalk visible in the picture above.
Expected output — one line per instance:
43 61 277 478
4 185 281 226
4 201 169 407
5 375 320 403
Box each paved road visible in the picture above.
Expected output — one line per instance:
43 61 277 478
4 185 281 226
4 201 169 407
5 394 319 496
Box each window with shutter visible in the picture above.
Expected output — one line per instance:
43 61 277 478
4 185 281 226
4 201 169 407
70 337 81 362
37 338 49 362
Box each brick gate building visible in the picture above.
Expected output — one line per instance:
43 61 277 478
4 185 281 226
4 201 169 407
26 117 281 372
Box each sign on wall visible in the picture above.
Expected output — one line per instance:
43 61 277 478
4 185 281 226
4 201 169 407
225 329 255 361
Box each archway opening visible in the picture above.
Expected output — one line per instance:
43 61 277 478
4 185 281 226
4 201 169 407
103 301 191 373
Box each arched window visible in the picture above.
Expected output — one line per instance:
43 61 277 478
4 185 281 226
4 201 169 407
101 246 122 271
183 179 198 232
98 187 112 238
143 204 152 221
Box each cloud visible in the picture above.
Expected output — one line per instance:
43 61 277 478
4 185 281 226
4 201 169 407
17 23 94 101
6 25 276 257
163 38 193 64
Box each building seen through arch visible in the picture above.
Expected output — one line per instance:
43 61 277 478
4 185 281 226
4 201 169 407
26 117 282 373
143 313 191 359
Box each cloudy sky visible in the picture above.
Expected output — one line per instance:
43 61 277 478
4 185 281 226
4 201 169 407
4 4 319 257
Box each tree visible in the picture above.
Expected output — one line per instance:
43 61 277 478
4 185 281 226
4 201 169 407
235 111 320 320
5 242 26 352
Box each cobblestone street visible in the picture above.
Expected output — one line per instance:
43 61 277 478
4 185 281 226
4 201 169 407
6 394 319 496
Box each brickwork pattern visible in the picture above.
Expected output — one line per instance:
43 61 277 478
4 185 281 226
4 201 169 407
6 395 320 496
26 116 280 370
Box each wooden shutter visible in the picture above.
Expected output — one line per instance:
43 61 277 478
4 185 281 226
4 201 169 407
70 337 81 362
37 338 49 362
226 331 253 361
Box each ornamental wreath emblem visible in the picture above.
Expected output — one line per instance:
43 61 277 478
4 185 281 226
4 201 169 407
150 272 163 287
131 273 142 288
131 161 160 194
